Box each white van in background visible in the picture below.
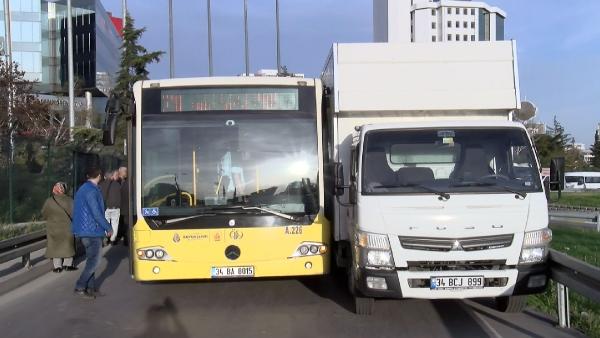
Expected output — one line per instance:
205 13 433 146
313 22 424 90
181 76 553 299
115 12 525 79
565 172 600 190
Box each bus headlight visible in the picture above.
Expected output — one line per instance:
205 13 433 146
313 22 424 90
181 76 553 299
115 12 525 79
519 228 552 264
355 231 394 269
137 246 172 261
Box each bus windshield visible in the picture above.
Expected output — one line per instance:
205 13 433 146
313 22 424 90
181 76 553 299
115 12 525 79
362 128 542 195
141 110 319 219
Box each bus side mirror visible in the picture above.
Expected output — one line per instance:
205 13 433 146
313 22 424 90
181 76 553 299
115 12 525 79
102 94 120 146
335 162 345 196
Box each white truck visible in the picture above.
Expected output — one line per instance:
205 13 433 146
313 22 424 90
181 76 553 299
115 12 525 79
321 41 552 314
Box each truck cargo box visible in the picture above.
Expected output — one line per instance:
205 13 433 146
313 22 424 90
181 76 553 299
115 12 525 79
322 41 520 118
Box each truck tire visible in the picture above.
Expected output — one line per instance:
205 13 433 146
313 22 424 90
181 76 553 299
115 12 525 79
495 295 528 313
354 296 375 315
347 261 375 315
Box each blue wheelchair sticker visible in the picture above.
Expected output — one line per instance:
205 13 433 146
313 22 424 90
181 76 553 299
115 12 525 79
142 207 159 216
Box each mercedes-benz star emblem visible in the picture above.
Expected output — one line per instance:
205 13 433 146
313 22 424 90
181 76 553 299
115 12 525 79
451 240 463 251
225 245 241 260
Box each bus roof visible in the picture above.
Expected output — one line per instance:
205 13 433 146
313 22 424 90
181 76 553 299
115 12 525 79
565 172 600 176
136 76 316 89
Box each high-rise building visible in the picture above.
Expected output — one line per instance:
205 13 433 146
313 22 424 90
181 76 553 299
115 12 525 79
374 0 506 43
0 0 121 97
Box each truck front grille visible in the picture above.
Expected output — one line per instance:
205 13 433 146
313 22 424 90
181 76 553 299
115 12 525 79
405 260 508 271
399 234 514 252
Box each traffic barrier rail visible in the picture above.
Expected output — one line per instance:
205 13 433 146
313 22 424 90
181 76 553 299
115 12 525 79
0 230 47 269
548 209 600 232
549 248 600 328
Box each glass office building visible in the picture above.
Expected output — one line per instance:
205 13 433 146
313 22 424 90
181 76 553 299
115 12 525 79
0 0 121 97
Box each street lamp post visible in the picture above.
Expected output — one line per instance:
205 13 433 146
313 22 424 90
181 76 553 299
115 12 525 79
207 0 213 76
275 0 281 74
169 0 175 78
67 0 75 141
244 0 249 76
3 0 14 223
122 0 127 27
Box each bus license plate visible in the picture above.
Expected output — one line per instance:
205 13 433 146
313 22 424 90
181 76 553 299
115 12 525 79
211 266 255 278
430 276 484 290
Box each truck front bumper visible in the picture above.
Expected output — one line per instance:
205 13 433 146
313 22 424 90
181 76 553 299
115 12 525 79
355 263 548 299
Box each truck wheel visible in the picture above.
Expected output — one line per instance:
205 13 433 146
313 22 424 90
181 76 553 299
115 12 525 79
495 295 528 313
354 296 375 315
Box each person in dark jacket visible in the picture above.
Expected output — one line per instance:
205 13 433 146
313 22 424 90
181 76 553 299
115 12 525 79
72 167 113 299
99 170 121 244
42 182 77 273
117 166 129 246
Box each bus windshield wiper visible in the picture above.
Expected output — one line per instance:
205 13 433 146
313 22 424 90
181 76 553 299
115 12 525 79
373 183 450 200
452 182 527 198
207 205 298 221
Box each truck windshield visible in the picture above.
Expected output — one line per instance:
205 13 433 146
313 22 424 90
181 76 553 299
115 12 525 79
141 111 319 220
362 128 542 195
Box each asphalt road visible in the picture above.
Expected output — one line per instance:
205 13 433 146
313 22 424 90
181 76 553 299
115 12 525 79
0 245 584 338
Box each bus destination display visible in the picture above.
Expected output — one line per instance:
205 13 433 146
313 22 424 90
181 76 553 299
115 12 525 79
161 87 299 112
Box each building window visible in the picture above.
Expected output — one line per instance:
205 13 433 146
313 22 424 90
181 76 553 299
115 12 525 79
464 35 468 41
432 22 436 29
432 35 437 42
496 15 505 40
471 35 476 41
479 8 491 41
464 8 468 15
471 21 475 28
463 21 468 28
448 21 452 28
447 8 451 14
432 9 436 16
456 34 460 41
471 8 475 15
456 8 460 14
456 21 459 28
448 34 452 41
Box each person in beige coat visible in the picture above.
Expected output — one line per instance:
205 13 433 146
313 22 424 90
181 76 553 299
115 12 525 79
42 182 77 273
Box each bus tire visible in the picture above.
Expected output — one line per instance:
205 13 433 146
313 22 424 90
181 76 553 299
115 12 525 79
354 296 375 315
495 295 528 313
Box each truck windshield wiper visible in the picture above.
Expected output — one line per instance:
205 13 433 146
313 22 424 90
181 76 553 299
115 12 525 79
451 182 527 199
373 183 450 200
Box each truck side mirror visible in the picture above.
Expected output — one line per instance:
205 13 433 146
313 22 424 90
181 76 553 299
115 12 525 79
549 157 565 191
335 162 345 196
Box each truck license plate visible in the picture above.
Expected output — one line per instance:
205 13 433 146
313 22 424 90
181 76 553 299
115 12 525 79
430 276 484 290
211 266 254 278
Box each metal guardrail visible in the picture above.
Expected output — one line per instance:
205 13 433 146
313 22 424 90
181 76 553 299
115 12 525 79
548 209 600 231
549 249 600 328
0 230 47 269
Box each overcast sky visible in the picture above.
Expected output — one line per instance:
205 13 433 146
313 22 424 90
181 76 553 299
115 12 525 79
102 0 600 147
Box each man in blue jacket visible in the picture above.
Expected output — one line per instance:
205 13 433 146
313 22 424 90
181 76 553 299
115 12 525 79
72 167 113 299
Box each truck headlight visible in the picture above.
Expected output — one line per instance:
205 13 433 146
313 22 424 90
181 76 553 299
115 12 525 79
367 250 393 266
355 231 394 269
519 228 552 264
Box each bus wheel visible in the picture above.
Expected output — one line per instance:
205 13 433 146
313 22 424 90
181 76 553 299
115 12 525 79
495 295 528 313
354 296 375 315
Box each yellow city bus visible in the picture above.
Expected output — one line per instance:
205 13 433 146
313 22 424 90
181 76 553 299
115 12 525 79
130 76 329 281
